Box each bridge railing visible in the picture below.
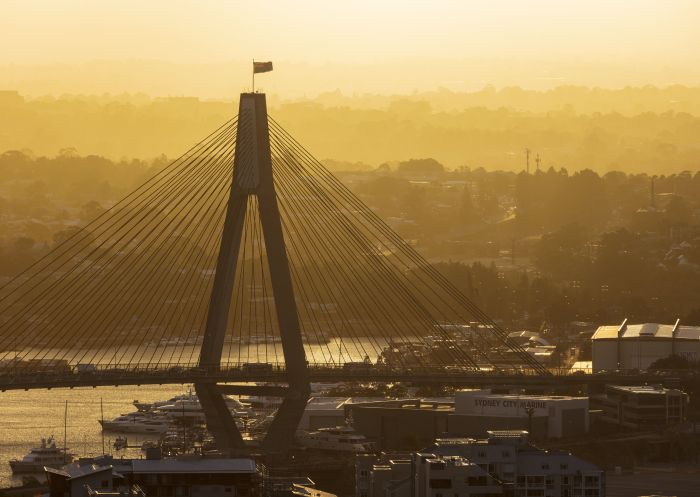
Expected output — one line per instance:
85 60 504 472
0 360 696 387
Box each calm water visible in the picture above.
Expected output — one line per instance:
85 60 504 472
0 338 389 488
0 384 198 488
11 338 386 368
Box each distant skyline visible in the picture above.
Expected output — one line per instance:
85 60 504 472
2 0 700 97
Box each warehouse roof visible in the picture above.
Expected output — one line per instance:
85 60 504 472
592 322 700 341
131 458 256 474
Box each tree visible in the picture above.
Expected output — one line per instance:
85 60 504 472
397 158 444 176
80 200 106 222
649 354 693 370
459 185 476 224
534 224 589 280
665 195 691 226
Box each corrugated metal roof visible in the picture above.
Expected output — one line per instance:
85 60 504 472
592 323 700 340
131 458 256 474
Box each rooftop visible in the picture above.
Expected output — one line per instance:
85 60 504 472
47 462 113 479
592 321 700 341
456 389 584 401
607 384 681 395
306 397 353 409
130 458 257 474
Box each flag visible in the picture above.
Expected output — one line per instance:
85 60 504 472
253 61 273 74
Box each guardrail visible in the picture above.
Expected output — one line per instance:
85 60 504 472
0 362 696 391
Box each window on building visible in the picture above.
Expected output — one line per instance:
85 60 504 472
560 463 568 470
429 479 452 489
467 476 487 486
584 476 599 487
541 464 549 470
360 470 368 477
526 475 545 486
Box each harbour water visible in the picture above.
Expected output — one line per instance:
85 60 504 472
0 384 185 488
0 338 389 488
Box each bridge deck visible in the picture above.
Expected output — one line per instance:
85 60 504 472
0 365 691 391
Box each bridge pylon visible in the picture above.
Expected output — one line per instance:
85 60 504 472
196 92 310 454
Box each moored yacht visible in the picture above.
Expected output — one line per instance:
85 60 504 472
296 426 375 453
133 388 198 412
99 412 171 433
9 436 73 473
134 388 250 415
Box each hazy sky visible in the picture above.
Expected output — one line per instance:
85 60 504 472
2 0 700 96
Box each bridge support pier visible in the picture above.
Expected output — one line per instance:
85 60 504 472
194 383 245 452
197 92 310 454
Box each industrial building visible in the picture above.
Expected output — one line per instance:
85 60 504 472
356 431 605 497
452 390 589 439
348 398 453 450
297 397 353 431
47 456 262 497
591 384 689 429
591 319 700 371
348 391 589 450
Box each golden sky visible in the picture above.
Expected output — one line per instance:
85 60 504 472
2 0 700 96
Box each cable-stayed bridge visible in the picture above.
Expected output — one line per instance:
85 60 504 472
0 93 680 452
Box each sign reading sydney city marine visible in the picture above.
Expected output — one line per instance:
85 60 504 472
473 397 548 412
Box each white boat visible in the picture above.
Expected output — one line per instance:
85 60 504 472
133 389 198 411
99 413 171 433
9 436 73 473
134 388 250 414
157 397 250 420
158 399 207 420
296 426 375 453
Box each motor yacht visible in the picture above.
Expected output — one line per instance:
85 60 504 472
296 426 375 453
99 412 171 433
9 436 73 473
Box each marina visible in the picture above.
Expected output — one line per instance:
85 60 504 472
0 385 185 487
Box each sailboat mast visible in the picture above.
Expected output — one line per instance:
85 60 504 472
63 400 68 464
101 398 105 455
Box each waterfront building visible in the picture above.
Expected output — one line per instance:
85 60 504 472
47 456 262 497
46 463 120 497
349 391 588 450
349 398 454 450
128 458 261 497
356 431 605 497
452 389 589 439
297 397 353 431
591 384 689 429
